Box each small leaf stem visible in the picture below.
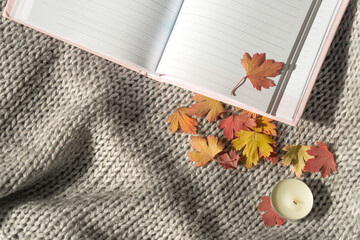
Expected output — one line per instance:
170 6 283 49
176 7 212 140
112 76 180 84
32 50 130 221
275 130 285 147
231 76 247 96
297 125 303 145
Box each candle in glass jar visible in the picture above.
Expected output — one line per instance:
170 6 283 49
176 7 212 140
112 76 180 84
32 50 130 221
271 179 313 220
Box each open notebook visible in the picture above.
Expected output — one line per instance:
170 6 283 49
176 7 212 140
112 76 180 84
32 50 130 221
3 0 350 125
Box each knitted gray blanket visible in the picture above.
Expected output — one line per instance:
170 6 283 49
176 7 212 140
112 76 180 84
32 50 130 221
0 1 359 239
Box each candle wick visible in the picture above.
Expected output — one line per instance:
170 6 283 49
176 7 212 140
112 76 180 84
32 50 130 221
293 200 303 205
293 201 298 205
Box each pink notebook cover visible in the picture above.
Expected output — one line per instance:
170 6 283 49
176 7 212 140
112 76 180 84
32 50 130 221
3 0 350 126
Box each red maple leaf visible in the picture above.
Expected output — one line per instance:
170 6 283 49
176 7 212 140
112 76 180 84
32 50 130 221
217 150 240 170
166 107 197 135
259 146 278 165
258 196 285 227
304 142 336 178
264 151 278 165
218 112 256 140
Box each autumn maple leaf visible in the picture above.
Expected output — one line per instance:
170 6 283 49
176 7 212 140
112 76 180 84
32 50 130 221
232 130 274 169
188 136 224 167
217 150 240 170
243 110 258 119
258 196 285 227
188 94 225 123
231 53 283 95
259 146 278 165
304 142 336 178
218 112 256 140
255 116 277 136
281 144 311 178
234 109 258 120
166 107 197 135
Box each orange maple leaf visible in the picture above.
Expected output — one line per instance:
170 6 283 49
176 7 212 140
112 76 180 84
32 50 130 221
188 136 224 167
231 53 283 95
255 116 277 136
234 108 258 119
243 110 258 119
188 94 225 123
166 107 197 135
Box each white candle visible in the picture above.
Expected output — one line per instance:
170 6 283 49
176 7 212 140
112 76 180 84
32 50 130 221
271 179 313 220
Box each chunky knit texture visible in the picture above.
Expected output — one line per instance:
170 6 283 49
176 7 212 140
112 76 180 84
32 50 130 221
0 1 359 239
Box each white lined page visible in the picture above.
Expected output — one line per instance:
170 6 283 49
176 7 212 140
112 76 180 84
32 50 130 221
157 0 313 111
276 0 342 120
10 0 184 72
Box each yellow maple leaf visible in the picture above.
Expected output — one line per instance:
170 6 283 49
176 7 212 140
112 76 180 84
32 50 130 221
281 144 311 178
188 94 225 123
166 107 197 135
188 136 224 167
232 130 274 169
255 116 277 136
